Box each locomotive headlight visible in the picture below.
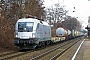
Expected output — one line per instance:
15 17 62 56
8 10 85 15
32 33 36 38
16 34 18 37
15 33 18 38
24 28 26 30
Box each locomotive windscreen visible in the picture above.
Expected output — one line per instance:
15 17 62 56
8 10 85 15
18 22 34 32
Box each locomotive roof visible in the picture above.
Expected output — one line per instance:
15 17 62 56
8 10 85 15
17 18 49 26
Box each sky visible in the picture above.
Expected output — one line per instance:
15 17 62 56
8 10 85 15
43 0 90 29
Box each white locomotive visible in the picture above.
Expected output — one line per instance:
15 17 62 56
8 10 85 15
14 17 51 49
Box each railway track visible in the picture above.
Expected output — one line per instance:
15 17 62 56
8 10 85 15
0 38 82 60
30 38 81 60
0 51 18 58
0 50 34 60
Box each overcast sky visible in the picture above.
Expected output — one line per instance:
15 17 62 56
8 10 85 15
43 0 90 29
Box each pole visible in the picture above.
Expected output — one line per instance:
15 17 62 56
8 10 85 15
0 0 2 25
0 0 2 18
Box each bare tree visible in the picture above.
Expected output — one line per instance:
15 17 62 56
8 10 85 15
45 3 68 28
58 16 82 31
0 0 45 49
25 0 44 18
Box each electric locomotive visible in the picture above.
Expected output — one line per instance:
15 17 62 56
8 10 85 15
14 16 51 49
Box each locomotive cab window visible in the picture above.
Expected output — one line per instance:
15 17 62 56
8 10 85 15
18 22 34 32
36 23 39 30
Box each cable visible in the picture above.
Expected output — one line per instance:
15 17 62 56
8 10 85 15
77 17 88 24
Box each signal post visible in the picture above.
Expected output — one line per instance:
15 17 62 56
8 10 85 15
85 16 90 37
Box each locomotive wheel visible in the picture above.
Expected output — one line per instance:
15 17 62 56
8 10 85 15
46 41 49 46
38 42 42 48
41 41 45 48
38 41 45 48
46 41 50 46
